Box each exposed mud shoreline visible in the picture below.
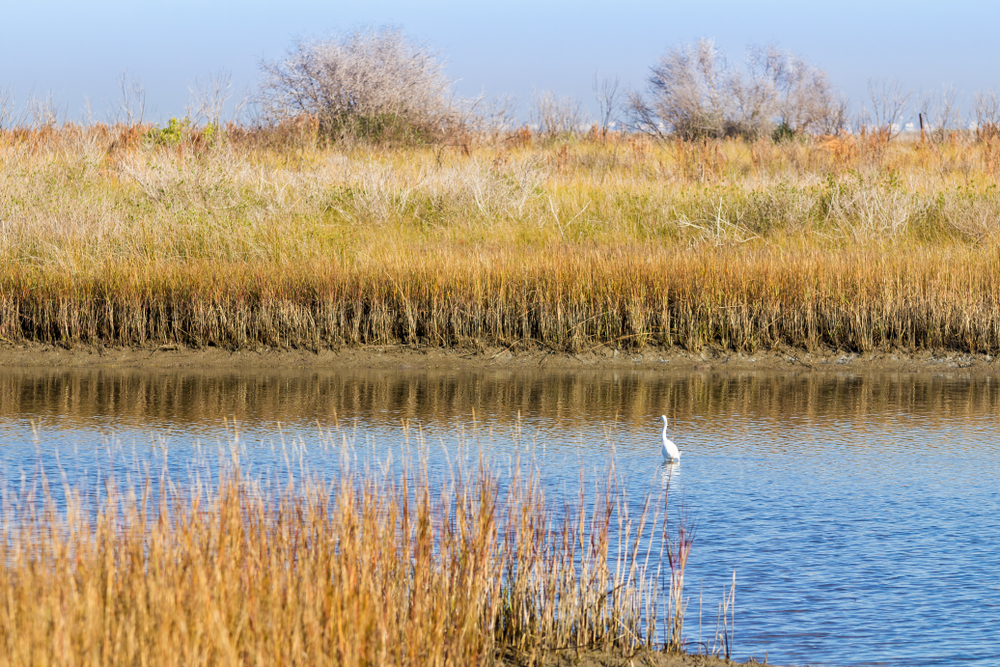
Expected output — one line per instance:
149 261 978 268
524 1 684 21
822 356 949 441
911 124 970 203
508 649 770 667
1 341 997 377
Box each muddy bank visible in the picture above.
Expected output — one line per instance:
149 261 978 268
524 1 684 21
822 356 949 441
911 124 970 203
1 341 997 376
506 649 770 667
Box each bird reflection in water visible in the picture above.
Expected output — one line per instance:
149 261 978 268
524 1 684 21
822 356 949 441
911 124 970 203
657 459 679 490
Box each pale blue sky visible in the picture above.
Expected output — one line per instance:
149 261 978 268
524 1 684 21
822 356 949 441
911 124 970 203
1 0 996 125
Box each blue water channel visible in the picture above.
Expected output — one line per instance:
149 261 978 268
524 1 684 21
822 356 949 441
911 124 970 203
0 366 997 666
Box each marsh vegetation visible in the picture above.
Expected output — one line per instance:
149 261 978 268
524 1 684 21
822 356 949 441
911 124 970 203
0 449 710 666
3 28 1000 356
2 121 1000 354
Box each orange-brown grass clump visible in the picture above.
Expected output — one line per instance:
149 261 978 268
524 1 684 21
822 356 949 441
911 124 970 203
2 121 1000 354
0 461 678 666
3 245 1000 354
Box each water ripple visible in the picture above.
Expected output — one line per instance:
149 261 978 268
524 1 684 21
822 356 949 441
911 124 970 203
0 368 997 666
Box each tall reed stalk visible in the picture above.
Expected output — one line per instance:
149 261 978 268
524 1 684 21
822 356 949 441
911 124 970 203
0 458 686 666
2 244 999 353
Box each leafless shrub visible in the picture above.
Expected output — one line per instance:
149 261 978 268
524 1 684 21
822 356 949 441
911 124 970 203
917 85 960 143
629 39 731 140
974 89 1000 139
27 92 63 129
189 69 248 129
673 200 761 245
424 157 545 221
858 78 912 140
826 171 915 239
258 27 458 144
465 93 519 143
939 190 1000 242
112 69 147 125
339 160 414 222
629 40 844 141
593 72 621 139
742 45 848 135
0 87 23 130
530 89 584 139
116 147 262 216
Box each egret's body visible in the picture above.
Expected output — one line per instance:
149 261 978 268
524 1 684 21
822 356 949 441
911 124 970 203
660 415 681 461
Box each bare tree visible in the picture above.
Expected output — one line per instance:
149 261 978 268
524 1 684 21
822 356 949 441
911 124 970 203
593 72 621 138
625 89 666 139
467 93 518 141
815 95 850 136
0 87 24 130
974 89 1000 138
860 78 912 139
189 69 248 129
630 39 844 140
917 85 960 143
754 45 847 135
27 92 62 129
530 89 583 138
729 45 779 138
632 39 732 139
114 69 147 125
258 27 458 143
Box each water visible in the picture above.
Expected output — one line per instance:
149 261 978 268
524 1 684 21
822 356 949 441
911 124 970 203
0 366 997 667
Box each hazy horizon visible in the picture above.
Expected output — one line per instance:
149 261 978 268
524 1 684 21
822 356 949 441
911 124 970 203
2 0 997 127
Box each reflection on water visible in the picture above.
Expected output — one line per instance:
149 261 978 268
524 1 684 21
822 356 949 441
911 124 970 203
0 366 998 667
656 461 680 490
4 366 1000 430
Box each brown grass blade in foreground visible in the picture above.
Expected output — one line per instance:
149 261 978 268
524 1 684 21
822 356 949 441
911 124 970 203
0 458 702 666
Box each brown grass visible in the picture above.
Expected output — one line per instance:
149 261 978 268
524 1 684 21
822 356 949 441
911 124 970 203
0 455 681 666
2 122 1000 354
3 245 999 353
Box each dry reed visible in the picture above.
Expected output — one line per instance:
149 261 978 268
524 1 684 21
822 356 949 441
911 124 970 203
0 454 682 666
2 244 999 353
3 123 1000 354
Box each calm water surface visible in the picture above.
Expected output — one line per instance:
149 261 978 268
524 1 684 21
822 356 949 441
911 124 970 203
0 366 997 667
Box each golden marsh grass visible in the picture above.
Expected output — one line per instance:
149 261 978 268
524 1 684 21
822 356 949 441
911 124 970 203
0 456 681 666
2 123 1000 353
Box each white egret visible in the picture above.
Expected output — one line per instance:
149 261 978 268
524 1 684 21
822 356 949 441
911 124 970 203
660 415 681 461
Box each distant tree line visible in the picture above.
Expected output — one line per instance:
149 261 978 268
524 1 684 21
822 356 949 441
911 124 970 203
248 27 1000 145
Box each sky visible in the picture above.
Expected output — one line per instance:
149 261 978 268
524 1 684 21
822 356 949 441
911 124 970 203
2 0 998 126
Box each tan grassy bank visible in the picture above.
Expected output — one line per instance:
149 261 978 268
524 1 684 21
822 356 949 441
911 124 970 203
3 123 1000 355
